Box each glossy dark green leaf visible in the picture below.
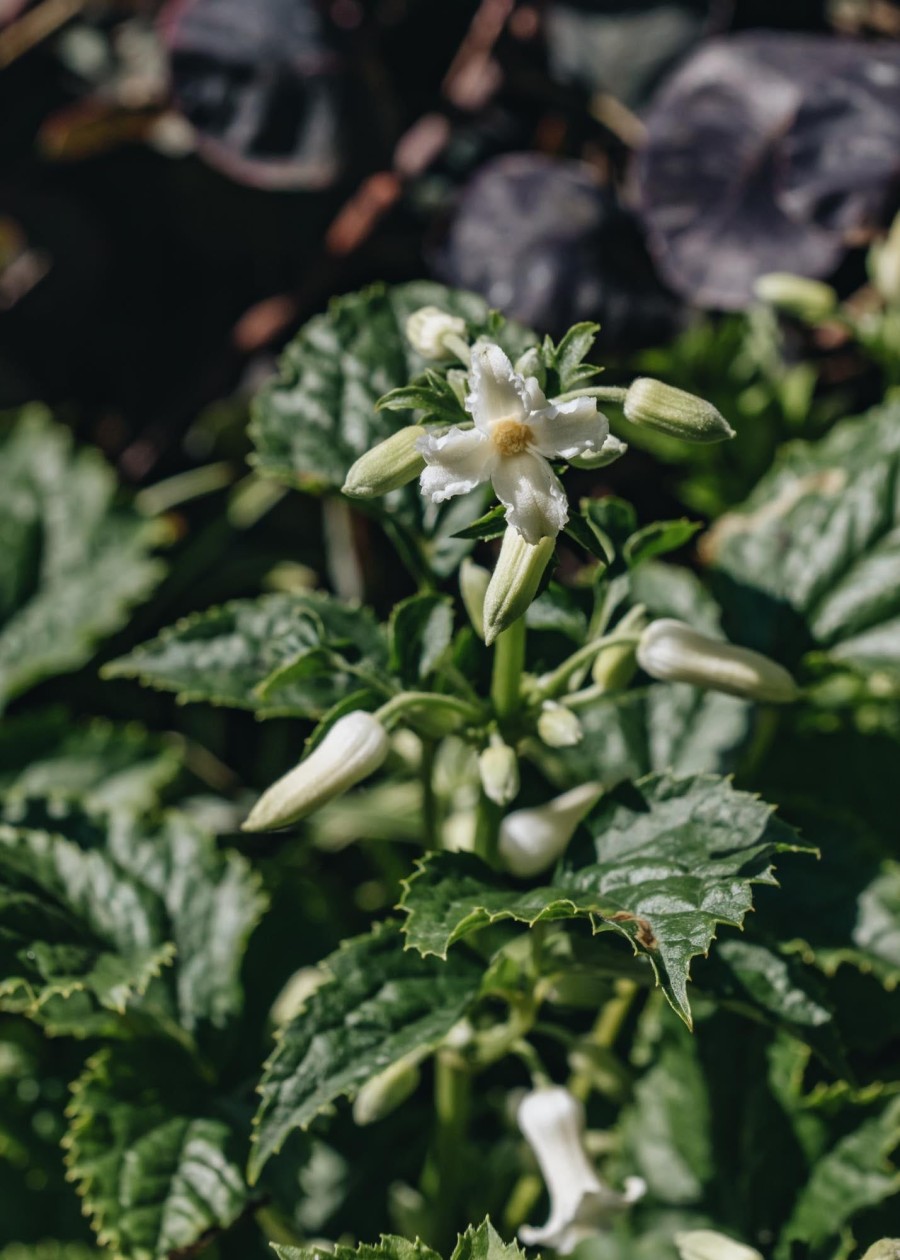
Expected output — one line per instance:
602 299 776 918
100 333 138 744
623 519 702 569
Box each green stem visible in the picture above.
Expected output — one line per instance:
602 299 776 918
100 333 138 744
534 632 641 700
491 618 526 719
552 385 628 405
422 1052 470 1249
421 739 438 850
375 691 482 728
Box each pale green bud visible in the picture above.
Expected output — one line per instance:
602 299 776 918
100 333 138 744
478 738 520 805
569 434 628 470
352 1057 421 1126
499 782 602 877
537 701 583 748
342 426 426 498
242 711 389 831
270 966 327 1025
754 272 837 322
405 306 468 360
675 1231 763 1260
624 378 735 444
637 619 798 704
591 638 638 692
860 1241 900 1260
870 213 900 305
483 527 555 646
460 557 491 640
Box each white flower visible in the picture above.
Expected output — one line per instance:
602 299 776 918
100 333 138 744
499 782 602 878
242 711 389 831
637 619 798 704
518 1086 645 1255
405 306 468 360
675 1232 764 1260
418 342 608 544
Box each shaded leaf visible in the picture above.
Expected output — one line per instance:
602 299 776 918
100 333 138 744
624 520 701 569
389 594 454 685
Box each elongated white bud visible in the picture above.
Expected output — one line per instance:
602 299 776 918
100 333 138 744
499 782 602 878
343 427 426 498
478 738 520 805
242 712 389 831
352 1057 421 1126
676 1232 764 1260
624 379 734 444
460 557 490 640
754 272 837 322
405 306 468 360
637 619 798 704
569 433 628 470
537 702 583 748
483 527 555 646
518 1086 645 1255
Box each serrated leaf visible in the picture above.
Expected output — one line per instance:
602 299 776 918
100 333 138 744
706 401 900 675
451 1219 526 1260
0 407 166 710
400 774 805 1023
776 1097 900 1259
65 1043 248 1260
389 593 455 684
250 920 481 1180
0 710 181 816
104 592 388 718
275 1236 441 1260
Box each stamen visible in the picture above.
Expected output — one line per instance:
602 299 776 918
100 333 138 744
492 418 532 456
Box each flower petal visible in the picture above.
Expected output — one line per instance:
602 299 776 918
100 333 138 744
418 427 493 502
528 397 609 460
466 343 528 432
492 451 568 543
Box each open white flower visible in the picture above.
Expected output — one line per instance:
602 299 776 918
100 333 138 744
418 342 608 544
518 1086 645 1254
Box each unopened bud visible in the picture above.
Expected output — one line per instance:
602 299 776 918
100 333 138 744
484 527 555 646
591 639 638 692
478 738 520 805
754 272 837 322
537 702 583 748
637 620 798 704
343 427 426 498
675 1232 763 1260
460 557 490 640
499 782 602 878
243 711 389 831
624 379 734 444
352 1057 421 1126
860 1242 900 1260
406 306 468 360
871 213 900 305
569 434 628 470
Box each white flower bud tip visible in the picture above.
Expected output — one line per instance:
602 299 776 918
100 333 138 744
675 1232 764 1260
637 619 799 704
518 1086 644 1255
242 711 389 831
754 272 837 322
352 1057 421 1126
537 701 583 748
499 782 602 878
483 527 555 646
343 426 427 498
405 306 468 360
478 739 520 805
624 378 734 444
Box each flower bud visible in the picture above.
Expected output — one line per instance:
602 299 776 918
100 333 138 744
637 619 798 704
479 738 520 805
860 1242 900 1260
343 427 426 498
537 702 583 748
243 711 389 831
591 639 638 692
675 1232 763 1260
518 1086 645 1255
624 379 734 444
483 527 555 646
499 782 602 878
460 557 490 640
754 272 837 322
352 1057 421 1126
871 213 900 305
569 433 628 470
405 306 468 360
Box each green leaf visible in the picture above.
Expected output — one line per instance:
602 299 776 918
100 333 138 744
0 407 167 710
389 593 455 684
452 504 508 542
525 583 588 642
776 1097 900 1259
706 401 900 674
104 591 388 718
451 1219 527 1260
400 774 805 1023
0 711 181 815
250 920 481 1180
65 1043 248 1260
542 323 602 393
275 1237 441 1260
624 520 702 569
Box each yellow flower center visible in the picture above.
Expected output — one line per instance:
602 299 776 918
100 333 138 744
491 419 532 456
